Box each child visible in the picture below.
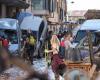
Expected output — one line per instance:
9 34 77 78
45 35 67 80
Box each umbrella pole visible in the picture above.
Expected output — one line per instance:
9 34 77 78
17 23 21 55
87 31 94 66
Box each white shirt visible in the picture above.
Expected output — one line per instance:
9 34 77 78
64 40 72 49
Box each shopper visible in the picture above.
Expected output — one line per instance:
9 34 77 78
0 47 11 74
45 34 67 80
22 37 30 61
59 35 66 59
2 37 9 50
26 30 36 64
64 33 73 60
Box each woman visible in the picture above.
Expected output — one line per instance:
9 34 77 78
64 33 73 60
45 34 66 80
50 34 60 51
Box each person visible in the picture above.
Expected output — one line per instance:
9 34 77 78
59 35 66 59
64 32 73 60
0 47 11 73
27 30 36 64
64 33 73 49
0 47 48 80
64 69 90 80
47 31 53 50
22 37 30 61
45 34 67 80
50 34 60 51
2 37 9 50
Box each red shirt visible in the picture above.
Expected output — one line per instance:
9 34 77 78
2 39 9 47
60 40 65 47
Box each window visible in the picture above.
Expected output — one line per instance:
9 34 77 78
49 0 56 12
31 0 56 12
59 8 63 20
32 0 44 10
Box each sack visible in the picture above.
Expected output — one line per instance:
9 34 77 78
29 36 35 45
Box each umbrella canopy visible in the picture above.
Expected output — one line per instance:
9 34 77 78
20 16 43 31
16 12 32 24
0 18 18 30
80 19 100 30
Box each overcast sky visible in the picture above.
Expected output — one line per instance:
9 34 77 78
67 0 100 11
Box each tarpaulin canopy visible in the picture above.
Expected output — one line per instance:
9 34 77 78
0 18 18 30
80 19 100 30
20 16 43 31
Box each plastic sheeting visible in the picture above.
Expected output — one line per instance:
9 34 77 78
20 16 43 31
80 19 100 30
0 18 18 30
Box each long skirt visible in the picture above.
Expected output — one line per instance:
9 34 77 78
51 54 64 73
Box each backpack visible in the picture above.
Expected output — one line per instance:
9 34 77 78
29 36 35 45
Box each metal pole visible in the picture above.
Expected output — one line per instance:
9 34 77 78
87 31 94 65
17 21 21 55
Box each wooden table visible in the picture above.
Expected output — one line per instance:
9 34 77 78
64 61 91 73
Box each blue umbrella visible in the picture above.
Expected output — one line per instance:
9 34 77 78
0 18 18 30
20 16 43 31
80 19 100 30
16 12 32 24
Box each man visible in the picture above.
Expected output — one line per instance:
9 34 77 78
27 31 36 64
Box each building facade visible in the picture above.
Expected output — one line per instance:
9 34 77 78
84 10 100 19
0 0 29 18
25 0 67 32
68 10 86 21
